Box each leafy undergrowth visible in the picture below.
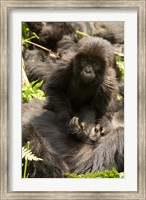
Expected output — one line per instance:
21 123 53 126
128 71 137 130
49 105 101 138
22 141 43 178
22 80 45 103
22 22 39 48
64 168 124 178
115 52 124 80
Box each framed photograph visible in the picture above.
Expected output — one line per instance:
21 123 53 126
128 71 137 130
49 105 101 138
0 0 145 199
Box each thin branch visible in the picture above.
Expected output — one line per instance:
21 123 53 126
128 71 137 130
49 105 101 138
22 65 29 86
24 40 60 58
23 141 30 178
76 31 91 38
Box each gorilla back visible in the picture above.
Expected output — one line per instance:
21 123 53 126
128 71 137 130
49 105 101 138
22 100 124 178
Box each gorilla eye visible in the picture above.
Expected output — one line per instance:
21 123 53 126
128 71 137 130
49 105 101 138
93 62 100 70
81 58 88 66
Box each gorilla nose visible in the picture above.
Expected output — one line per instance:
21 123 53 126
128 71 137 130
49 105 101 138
85 66 92 73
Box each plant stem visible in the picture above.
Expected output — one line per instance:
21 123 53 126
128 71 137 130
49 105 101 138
76 30 91 38
22 59 29 86
23 141 30 178
24 40 59 58
114 51 124 58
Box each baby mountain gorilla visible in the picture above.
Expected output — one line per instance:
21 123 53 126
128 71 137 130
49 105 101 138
44 37 119 137
22 37 124 177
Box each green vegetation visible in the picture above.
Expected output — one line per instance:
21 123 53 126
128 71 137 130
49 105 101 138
22 22 39 48
22 80 45 103
115 52 124 79
22 22 45 103
22 141 43 178
64 168 124 178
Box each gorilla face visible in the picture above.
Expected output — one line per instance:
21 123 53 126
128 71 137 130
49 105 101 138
79 56 103 84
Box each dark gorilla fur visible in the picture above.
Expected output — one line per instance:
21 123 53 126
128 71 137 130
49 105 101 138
22 99 124 177
26 22 75 50
89 22 124 44
44 37 119 130
23 35 78 85
24 22 124 86
22 37 124 177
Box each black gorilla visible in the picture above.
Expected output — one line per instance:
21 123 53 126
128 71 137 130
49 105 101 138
26 22 75 50
22 99 124 178
89 22 124 44
22 36 124 177
44 37 119 133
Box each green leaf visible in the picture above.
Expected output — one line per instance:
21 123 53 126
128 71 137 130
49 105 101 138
116 56 124 80
22 22 39 48
22 141 43 178
22 80 45 103
22 146 43 161
64 168 124 178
